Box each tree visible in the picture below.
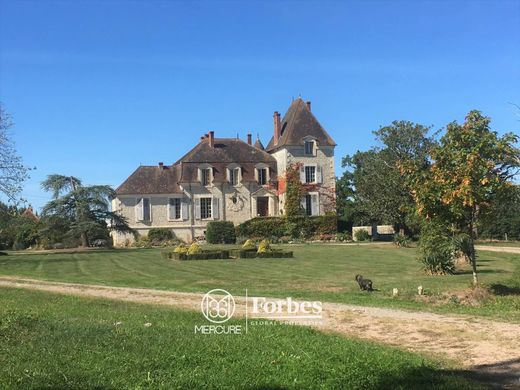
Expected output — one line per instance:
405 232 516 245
404 111 519 285
478 184 520 240
41 174 134 247
340 121 431 234
0 104 30 201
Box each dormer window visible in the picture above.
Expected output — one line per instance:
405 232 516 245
228 166 241 186
304 140 315 155
255 164 270 186
200 167 212 186
258 168 267 185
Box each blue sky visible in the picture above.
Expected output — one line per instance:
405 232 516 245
0 0 519 211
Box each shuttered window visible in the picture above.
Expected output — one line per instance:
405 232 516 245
169 198 181 220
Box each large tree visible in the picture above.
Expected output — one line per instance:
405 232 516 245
403 111 519 285
339 121 431 234
41 175 134 247
0 104 30 201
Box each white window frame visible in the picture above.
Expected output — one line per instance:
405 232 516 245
304 140 315 156
304 165 316 184
168 197 182 221
255 164 270 186
302 192 319 216
135 197 151 222
194 195 219 220
227 165 241 186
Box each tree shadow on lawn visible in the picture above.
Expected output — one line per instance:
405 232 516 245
489 283 520 296
453 268 505 275
372 358 520 390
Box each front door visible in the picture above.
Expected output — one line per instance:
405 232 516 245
257 197 269 217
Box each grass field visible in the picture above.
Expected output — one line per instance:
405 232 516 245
1 244 519 321
0 287 482 389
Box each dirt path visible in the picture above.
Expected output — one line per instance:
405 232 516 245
475 245 520 254
1 276 519 387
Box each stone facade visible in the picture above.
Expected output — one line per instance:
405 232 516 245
112 98 336 245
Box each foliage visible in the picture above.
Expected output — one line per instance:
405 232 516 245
170 249 230 261
257 239 272 253
354 229 371 242
205 221 236 244
335 232 352 242
41 174 134 247
236 216 337 240
283 163 306 217
393 233 410 248
478 184 520 240
147 228 173 244
0 104 30 202
403 110 520 284
418 221 455 275
187 243 201 255
241 239 257 250
173 244 188 254
339 121 431 234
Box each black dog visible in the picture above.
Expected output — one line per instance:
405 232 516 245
355 274 373 291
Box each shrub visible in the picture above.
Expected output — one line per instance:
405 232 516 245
257 239 272 253
419 221 455 275
170 250 230 261
354 229 371 242
187 243 201 255
206 221 236 244
242 239 257 251
452 233 474 264
173 244 188 254
236 216 337 240
393 233 410 248
336 232 352 242
147 228 173 245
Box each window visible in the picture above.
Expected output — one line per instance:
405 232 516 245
302 193 319 216
136 198 151 222
229 167 240 186
200 197 212 219
304 140 314 155
258 168 267 185
305 166 316 183
305 194 312 216
201 168 211 186
169 198 181 220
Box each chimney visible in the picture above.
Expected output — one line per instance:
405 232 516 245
306 101 311 111
158 162 164 169
209 131 214 147
273 111 281 146
247 133 252 145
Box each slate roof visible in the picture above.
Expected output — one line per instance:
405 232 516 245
116 138 277 195
254 137 265 150
266 98 336 151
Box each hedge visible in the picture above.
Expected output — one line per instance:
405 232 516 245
163 250 230 261
206 221 236 244
236 216 337 239
230 249 293 259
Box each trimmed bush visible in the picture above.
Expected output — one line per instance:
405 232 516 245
257 239 272 253
231 249 293 259
173 244 188 254
206 221 236 244
170 250 230 261
187 243 201 255
242 239 257 250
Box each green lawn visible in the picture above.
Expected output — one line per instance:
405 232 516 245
0 288 481 389
1 244 519 321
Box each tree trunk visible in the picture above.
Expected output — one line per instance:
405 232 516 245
81 232 89 248
470 242 478 286
469 206 478 286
